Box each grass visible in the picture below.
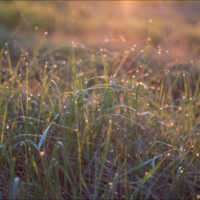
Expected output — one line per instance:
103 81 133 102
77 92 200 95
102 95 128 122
1 2 200 199
1 30 200 199
1 1 200 58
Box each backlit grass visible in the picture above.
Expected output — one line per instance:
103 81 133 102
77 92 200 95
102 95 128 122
1 30 200 199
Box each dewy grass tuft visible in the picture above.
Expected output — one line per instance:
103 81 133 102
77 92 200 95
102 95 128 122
1 16 200 199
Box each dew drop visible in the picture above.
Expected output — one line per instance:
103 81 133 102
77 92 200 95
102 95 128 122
104 38 109 43
122 38 126 42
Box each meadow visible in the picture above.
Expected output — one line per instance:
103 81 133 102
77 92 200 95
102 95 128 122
1 1 200 199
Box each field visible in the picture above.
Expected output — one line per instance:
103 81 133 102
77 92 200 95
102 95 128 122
1 1 200 199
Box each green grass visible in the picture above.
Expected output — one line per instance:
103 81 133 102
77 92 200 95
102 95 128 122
1 30 200 200
1 2 200 198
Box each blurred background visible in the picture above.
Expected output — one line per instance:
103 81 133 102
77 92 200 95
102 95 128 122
1 1 200 61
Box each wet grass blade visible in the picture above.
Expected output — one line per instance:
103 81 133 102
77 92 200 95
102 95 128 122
130 156 166 199
93 119 112 199
38 114 59 150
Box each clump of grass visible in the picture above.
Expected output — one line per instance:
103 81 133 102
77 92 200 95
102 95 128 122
0 33 200 200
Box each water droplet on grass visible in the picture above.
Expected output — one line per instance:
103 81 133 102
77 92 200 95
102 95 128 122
148 37 151 41
104 38 109 42
122 38 126 42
